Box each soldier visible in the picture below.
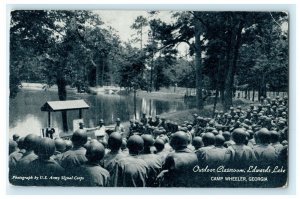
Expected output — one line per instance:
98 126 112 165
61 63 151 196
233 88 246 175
51 138 66 165
15 134 39 175
269 130 284 157
95 119 108 142
192 136 204 151
75 141 110 187
195 133 215 166
148 116 156 126
159 131 198 187
65 139 73 151
208 134 231 166
12 134 20 142
102 132 127 174
253 128 277 166
223 131 234 148
154 138 168 164
140 113 148 126
153 115 161 127
121 138 129 155
27 138 64 186
111 135 149 187
140 134 162 187
114 118 125 135
61 129 88 170
227 128 256 168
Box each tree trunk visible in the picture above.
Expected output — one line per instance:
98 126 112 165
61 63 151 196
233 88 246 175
252 88 255 101
223 15 244 111
57 76 68 132
133 90 137 120
213 89 219 118
194 18 203 109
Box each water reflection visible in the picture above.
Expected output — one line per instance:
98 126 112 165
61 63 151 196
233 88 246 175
9 90 190 137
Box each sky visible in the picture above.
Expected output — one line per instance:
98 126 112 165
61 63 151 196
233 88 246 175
94 10 173 43
93 10 190 57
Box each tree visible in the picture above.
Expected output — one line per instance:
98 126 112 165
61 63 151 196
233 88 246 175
131 16 148 50
10 10 111 131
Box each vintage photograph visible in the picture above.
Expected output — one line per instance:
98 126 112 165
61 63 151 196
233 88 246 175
8 10 288 187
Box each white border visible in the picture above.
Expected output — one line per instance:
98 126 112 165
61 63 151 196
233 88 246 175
1 0 298 197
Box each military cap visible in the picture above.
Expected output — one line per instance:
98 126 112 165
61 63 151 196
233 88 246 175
232 128 247 144
12 134 20 141
72 129 87 147
24 134 39 151
121 138 127 150
215 134 225 146
38 137 56 159
212 129 219 135
202 132 215 146
192 136 204 149
154 138 165 152
9 139 18 154
54 138 66 152
257 128 270 144
222 131 231 140
65 140 73 150
108 132 122 150
281 140 288 146
141 134 155 147
85 141 105 162
170 131 189 150
269 130 280 143
127 135 144 153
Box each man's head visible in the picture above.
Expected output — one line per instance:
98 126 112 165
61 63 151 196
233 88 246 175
85 141 105 163
232 128 247 145
54 138 66 153
215 135 225 147
170 131 189 150
154 138 165 153
12 134 20 142
65 140 73 151
127 135 144 154
79 122 85 129
269 130 280 143
202 133 215 146
9 139 18 154
108 132 122 151
23 134 39 151
222 131 231 141
116 118 121 124
141 134 155 149
99 119 104 125
37 137 56 160
192 136 204 150
257 128 270 144
71 129 87 147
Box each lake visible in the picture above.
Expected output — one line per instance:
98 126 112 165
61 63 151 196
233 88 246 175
9 89 191 138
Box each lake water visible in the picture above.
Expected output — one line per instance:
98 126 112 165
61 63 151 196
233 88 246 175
9 89 191 138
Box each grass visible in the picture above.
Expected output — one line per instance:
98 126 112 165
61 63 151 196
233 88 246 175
160 98 253 125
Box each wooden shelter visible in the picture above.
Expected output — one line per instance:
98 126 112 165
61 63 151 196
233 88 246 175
40 100 89 127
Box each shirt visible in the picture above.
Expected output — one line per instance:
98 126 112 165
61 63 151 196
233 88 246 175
75 162 110 187
110 154 149 187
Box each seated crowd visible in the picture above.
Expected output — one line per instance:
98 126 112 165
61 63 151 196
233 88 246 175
9 96 288 187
